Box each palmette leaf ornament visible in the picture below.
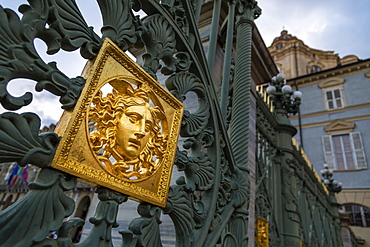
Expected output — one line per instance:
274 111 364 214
0 112 59 167
120 203 163 247
19 0 62 55
48 0 102 58
164 185 195 247
97 0 142 51
178 130 215 191
165 72 209 137
141 14 177 78
0 168 76 247
0 5 85 110
160 0 189 36
231 166 250 208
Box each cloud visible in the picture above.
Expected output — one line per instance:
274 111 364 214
0 78 63 127
256 1 370 59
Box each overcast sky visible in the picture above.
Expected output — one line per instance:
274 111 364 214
256 0 370 59
1 0 369 127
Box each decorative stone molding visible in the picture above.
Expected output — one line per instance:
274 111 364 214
336 189 370 206
307 60 325 68
318 77 345 89
340 55 359 66
324 119 356 135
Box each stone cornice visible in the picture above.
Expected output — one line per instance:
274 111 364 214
287 59 370 87
290 102 370 121
292 114 370 130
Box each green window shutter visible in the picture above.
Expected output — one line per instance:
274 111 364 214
322 135 335 169
350 132 367 169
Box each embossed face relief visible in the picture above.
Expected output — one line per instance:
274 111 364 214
116 105 154 158
50 39 184 206
89 82 166 180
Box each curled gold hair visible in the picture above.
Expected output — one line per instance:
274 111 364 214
89 84 166 180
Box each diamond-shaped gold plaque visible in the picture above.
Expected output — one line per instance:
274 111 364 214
51 39 184 207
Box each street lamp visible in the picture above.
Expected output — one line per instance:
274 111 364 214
321 163 343 194
321 163 344 246
266 73 302 114
264 73 303 245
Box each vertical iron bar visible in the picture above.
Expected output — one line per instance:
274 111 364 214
194 0 203 24
206 0 222 74
220 0 236 120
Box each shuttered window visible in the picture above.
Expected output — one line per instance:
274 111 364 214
322 135 335 169
322 132 367 170
325 89 343 109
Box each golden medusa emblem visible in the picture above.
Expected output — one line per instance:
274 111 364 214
50 38 183 206
89 81 166 180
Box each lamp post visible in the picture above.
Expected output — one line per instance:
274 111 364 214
321 164 344 246
321 163 343 195
266 72 302 117
266 73 303 246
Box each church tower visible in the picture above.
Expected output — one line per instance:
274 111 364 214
268 30 359 79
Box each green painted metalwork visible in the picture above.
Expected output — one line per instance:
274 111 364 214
0 0 251 246
0 168 77 246
230 0 261 165
255 75 345 246
0 112 59 167
0 0 345 246
206 0 222 74
220 0 236 120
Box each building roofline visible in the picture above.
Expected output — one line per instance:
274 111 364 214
287 57 370 85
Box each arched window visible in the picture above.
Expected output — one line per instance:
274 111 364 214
310 65 321 73
275 44 283 50
341 204 370 227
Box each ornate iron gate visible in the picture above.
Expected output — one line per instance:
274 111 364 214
0 0 261 246
255 84 344 247
0 0 345 246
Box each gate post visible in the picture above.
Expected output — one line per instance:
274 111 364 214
266 73 303 247
228 1 261 245
230 0 261 167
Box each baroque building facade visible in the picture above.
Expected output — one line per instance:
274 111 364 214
269 30 370 246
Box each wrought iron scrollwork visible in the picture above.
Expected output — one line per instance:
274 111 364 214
0 0 254 246
141 14 177 78
0 168 77 246
0 112 59 167
0 4 87 110
97 0 143 51
120 203 162 247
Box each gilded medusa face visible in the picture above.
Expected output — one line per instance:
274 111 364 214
89 82 166 180
115 104 154 158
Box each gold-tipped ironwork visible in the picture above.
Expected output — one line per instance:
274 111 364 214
51 38 184 207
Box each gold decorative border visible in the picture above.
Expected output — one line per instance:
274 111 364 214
51 38 184 206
